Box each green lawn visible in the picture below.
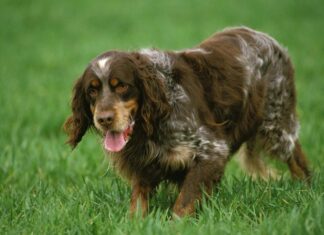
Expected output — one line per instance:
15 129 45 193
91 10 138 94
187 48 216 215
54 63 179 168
1 0 323 234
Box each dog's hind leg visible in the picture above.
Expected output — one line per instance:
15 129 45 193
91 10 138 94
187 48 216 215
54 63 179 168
259 125 311 183
287 140 311 182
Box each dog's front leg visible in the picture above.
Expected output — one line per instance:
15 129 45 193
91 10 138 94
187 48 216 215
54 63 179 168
129 180 153 217
173 159 225 217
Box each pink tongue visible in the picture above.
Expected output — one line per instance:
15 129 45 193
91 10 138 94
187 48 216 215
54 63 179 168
104 131 127 152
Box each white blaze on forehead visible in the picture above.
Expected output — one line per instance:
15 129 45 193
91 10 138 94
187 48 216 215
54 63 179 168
92 56 111 77
98 57 109 70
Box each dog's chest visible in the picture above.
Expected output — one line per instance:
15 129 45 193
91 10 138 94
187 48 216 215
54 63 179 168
158 145 195 171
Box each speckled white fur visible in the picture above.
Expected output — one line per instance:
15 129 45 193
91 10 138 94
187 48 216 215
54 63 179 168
178 48 211 54
225 26 299 162
140 48 173 73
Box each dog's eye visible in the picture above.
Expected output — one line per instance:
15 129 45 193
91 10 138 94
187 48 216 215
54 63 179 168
88 79 101 99
115 83 129 94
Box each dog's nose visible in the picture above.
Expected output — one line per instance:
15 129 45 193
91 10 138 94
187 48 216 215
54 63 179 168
96 111 115 127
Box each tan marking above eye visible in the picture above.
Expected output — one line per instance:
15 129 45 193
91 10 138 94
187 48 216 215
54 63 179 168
115 83 129 94
110 78 119 87
90 79 101 88
88 79 101 98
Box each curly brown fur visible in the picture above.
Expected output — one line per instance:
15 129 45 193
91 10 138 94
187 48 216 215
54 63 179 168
64 26 311 217
64 75 93 148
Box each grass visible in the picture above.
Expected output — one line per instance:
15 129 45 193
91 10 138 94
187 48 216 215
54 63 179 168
0 0 324 234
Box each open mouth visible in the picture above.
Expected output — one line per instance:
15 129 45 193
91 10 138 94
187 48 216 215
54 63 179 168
104 121 135 152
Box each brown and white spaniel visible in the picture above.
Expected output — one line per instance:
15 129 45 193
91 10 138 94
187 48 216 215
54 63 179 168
64 27 311 217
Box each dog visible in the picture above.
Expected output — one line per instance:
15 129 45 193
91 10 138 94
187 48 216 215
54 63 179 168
64 27 311 217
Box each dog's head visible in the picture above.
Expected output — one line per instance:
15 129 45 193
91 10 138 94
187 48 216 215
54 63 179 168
64 51 170 152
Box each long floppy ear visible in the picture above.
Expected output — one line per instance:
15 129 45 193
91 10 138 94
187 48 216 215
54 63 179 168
131 53 171 136
63 75 92 148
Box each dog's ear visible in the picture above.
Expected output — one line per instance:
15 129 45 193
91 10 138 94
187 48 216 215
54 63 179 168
63 74 92 148
131 53 171 136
